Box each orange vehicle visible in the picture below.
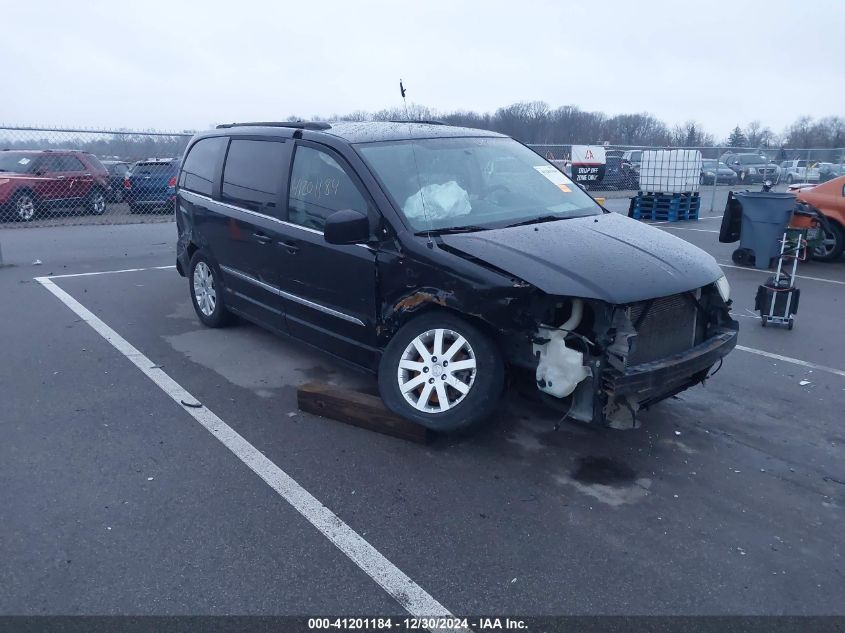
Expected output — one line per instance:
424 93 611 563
795 175 845 261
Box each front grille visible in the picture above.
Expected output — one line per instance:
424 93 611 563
627 293 698 365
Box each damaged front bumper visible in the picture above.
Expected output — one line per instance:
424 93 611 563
522 287 739 428
604 328 737 404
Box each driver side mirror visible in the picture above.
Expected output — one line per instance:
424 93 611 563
324 209 370 245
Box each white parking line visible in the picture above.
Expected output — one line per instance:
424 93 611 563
648 215 723 226
35 275 459 625
47 265 176 279
660 226 720 233
719 263 845 286
736 345 845 378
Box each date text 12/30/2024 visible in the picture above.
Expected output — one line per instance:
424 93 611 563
308 617 528 630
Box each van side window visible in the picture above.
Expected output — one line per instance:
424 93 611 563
288 146 367 231
222 140 287 216
180 137 226 196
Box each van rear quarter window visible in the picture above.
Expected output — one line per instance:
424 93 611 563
180 136 227 196
222 139 287 215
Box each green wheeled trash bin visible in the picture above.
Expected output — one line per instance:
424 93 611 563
729 192 795 269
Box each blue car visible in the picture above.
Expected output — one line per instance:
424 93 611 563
125 158 179 213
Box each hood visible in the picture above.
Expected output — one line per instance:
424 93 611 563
440 212 723 304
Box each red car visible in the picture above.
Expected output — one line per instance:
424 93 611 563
0 149 111 222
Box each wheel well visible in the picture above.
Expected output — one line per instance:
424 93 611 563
13 187 37 201
388 303 506 353
186 241 199 261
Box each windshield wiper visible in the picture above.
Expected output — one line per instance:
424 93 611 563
504 215 564 228
416 225 490 235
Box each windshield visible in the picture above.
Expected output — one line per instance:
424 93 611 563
738 154 766 165
356 137 601 232
0 152 37 173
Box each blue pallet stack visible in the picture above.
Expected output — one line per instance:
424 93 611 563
629 192 701 222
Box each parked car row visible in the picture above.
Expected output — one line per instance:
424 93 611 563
0 149 179 221
700 159 738 185
719 152 780 184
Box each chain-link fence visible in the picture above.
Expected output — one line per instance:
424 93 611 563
2 125 843 228
0 126 191 227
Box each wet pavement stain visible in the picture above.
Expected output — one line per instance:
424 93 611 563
571 456 636 486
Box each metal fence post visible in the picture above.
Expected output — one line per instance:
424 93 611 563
0 240 4 267
709 147 719 213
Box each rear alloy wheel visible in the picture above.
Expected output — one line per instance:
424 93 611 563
378 312 504 433
13 192 37 222
189 252 232 327
88 188 107 215
811 221 844 262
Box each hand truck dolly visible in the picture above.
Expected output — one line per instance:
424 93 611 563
755 227 805 330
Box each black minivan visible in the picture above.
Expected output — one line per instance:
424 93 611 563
175 121 737 432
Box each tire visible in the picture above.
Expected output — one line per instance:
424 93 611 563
87 187 107 215
378 311 504 433
761 316 768 328
786 174 794 185
12 191 38 222
189 251 233 328
811 221 845 262
732 247 755 266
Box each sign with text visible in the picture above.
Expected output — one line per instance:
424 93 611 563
571 145 606 186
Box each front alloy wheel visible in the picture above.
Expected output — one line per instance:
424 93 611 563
378 312 504 433
811 222 844 262
397 328 477 413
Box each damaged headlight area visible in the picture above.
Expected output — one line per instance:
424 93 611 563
520 283 738 430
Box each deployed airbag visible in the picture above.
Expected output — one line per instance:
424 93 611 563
403 181 471 221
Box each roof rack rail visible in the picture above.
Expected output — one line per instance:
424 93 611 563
215 121 331 130
388 119 446 125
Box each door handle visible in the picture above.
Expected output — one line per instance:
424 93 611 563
252 231 273 245
281 240 299 254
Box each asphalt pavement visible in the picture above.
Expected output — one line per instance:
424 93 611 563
1 207 843 619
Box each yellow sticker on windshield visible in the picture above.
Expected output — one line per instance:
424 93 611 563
558 184 571 193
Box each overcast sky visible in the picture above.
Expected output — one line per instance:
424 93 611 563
3 0 842 140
